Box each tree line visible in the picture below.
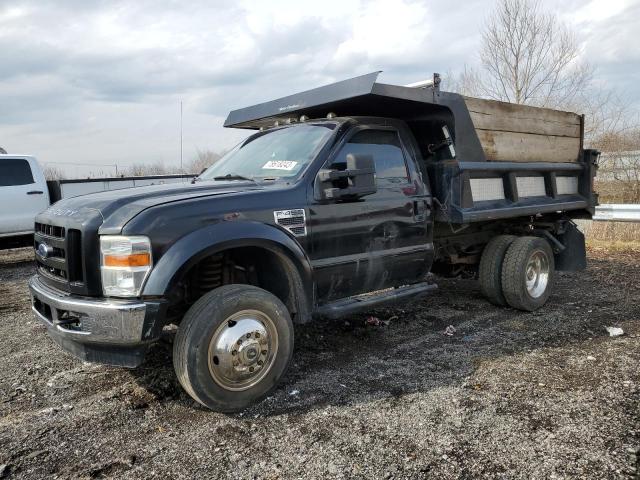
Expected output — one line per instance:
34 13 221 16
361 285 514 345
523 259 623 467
43 149 224 181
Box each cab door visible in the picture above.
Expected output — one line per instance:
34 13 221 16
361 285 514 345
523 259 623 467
0 157 50 235
309 125 433 302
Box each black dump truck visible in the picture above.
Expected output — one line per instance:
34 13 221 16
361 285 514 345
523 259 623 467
28 72 598 411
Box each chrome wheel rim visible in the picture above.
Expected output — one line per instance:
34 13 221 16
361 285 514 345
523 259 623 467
525 250 550 298
207 310 279 391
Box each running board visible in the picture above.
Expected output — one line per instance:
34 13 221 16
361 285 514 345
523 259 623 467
314 282 437 319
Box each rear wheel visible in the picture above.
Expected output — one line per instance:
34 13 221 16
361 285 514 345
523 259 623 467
478 235 516 306
501 236 555 311
173 284 294 412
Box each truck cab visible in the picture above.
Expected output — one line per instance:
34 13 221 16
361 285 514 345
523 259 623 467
0 155 50 248
28 73 597 412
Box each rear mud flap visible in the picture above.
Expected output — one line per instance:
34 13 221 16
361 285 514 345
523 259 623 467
554 222 586 272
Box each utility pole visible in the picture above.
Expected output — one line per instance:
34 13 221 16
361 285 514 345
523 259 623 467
180 100 184 173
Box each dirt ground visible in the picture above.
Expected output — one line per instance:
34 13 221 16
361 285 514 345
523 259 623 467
0 246 638 479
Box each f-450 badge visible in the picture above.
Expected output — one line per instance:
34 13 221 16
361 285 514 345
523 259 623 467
274 209 306 237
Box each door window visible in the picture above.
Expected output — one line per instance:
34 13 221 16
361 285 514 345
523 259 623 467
332 129 410 186
0 159 35 186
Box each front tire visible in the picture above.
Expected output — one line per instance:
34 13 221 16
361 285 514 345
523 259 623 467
173 284 294 412
501 236 555 311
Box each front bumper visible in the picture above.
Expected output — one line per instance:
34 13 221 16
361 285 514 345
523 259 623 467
28 275 164 367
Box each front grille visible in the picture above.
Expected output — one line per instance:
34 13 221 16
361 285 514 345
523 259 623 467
38 263 67 280
35 222 65 238
34 222 84 287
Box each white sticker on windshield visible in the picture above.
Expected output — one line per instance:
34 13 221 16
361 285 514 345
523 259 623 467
262 160 298 170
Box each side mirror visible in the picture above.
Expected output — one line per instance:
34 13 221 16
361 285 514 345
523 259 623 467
317 153 377 200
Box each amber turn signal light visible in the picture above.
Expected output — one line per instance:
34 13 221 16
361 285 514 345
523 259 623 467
103 253 151 268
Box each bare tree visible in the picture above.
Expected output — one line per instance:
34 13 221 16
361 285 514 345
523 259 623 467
477 0 592 108
445 67 482 97
43 166 66 180
579 87 638 146
188 149 223 174
124 162 177 176
594 130 640 203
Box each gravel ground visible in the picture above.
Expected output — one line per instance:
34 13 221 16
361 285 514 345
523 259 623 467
0 246 638 479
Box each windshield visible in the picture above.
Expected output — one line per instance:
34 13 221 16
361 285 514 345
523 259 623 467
199 123 336 182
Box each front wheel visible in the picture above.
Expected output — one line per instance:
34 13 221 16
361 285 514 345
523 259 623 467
173 284 294 412
501 236 555 311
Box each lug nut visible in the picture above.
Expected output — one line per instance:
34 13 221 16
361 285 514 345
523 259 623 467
257 360 263 366
249 367 254 372
261 350 267 355
255 332 260 338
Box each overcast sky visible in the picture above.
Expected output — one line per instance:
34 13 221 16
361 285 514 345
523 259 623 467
1 0 638 176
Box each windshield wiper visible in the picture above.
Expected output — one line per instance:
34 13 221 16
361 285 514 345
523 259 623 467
212 173 259 185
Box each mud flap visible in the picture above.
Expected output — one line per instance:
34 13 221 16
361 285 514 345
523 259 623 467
554 222 586 271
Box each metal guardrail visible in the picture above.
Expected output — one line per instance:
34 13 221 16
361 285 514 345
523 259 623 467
593 204 640 222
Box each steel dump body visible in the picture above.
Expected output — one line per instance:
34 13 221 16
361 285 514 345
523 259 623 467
225 72 597 224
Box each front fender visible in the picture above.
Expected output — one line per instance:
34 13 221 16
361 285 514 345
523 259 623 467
141 221 313 301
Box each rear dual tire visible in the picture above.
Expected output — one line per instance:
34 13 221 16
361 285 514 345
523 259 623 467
479 235 555 311
501 237 555 311
478 235 516 306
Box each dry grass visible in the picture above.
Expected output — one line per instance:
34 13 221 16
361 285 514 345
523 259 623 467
595 180 640 204
586 239 640 252
577 219 640 249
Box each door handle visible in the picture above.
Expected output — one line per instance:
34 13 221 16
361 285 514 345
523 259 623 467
27 190 44 195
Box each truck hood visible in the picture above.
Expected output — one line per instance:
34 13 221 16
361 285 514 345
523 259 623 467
42 180 261 229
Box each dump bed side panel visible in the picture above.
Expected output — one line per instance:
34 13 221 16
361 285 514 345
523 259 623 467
463 97 582 163
428 150 599 224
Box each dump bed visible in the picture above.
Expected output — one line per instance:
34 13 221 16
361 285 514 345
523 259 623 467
224 72 598 224
463 97 582 164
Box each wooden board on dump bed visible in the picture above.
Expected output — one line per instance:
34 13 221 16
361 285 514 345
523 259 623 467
463 97 582 163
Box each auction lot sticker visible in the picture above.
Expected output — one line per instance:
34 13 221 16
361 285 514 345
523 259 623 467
263 160 298 170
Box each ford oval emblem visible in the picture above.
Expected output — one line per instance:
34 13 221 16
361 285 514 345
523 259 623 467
37 243 54 258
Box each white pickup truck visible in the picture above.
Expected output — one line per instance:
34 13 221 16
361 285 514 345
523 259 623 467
0 154 195 249
0 155 50 248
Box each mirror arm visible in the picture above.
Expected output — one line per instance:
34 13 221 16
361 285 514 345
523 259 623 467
324 185 377 199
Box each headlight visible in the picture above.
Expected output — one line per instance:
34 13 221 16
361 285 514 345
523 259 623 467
100 236 152 297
